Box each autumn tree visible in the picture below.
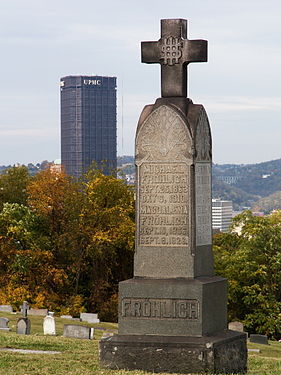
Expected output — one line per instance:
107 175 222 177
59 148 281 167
74 170 135 321
0 167 135 319
213 210 281 339
0 202 67 310
0 165 30 210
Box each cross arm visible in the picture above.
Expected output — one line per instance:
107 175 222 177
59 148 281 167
141 41 161 64
184 39 208 63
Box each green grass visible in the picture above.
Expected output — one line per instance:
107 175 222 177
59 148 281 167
0 312 280 374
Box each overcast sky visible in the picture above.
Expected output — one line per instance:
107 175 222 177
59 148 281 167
0 0 281 165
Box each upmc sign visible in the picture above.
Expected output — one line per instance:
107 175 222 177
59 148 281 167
83 79 101 86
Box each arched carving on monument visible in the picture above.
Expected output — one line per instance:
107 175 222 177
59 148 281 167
136 105 192 162
194 108 212 161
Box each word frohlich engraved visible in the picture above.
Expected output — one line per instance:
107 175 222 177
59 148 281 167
122 298 199 320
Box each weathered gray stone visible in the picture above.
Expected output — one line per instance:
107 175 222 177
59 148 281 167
100 331 247 374
134 99 213 279
27 308 48 316
43 312 56 335
229 321 244 332
249 334 268 345
99 18 247 374
0 317 10 331
63 324 94 339
0 305 13 313
118 277 227 337
20 301 29 317
80 312 100 323
141 19 207 98
16 318 31 335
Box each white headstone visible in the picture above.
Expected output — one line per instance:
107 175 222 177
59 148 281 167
80 312 100 323
43 312 56 335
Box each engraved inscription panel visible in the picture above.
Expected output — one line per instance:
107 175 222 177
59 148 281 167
138 162 189 247
195 163 212 246
136 105 192 248
122 298 199 320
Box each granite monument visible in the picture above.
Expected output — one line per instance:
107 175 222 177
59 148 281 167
100 18 247 374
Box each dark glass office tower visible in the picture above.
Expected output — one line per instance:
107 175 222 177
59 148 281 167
60 75 117 177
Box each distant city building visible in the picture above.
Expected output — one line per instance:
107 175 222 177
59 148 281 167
60 75 117 177
212 199 233 232
49 159 62 174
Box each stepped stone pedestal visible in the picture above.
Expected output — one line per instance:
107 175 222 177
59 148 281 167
99 19 247 374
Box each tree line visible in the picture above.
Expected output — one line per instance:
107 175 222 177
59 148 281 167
0 166 135 322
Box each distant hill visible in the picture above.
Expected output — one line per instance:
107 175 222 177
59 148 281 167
117 155 134 166
252 190 281 214
213 158 281 210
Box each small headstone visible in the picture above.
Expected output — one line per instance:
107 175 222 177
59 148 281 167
80 313 100 323
0 305 13 313
28 308 48 316
248 348 261 353
16 318 31 335
60 315 73 319
0 317 10 331
228 321 244 332
63 324 94 340
17 301 31 335
249 334 269 345
43 312 56 335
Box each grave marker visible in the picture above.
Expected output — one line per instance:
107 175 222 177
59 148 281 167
63 324 94 340
250 334 269 345
99 18 247 374
0 317 10 331
229 321 244 333
0 305 13 313
43 312 56 335
80 313 100 323
16 301 31 335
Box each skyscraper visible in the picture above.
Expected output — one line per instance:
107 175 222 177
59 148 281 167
60 75 117 177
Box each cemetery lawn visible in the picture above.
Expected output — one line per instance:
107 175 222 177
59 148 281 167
0 313 280 375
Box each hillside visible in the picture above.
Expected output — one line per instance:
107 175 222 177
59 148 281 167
212 158 281 209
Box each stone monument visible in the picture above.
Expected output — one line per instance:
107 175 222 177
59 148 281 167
17 301 31 335
100 18 247 374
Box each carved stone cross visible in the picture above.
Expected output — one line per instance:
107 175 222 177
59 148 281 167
141 19 207 98
22 301 29 318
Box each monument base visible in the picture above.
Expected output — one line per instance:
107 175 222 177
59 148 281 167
99 330 247 374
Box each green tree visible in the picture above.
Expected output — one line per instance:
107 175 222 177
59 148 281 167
0 166 30 210
213 210 281 339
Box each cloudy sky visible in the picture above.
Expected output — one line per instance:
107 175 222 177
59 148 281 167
0 0 281 165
